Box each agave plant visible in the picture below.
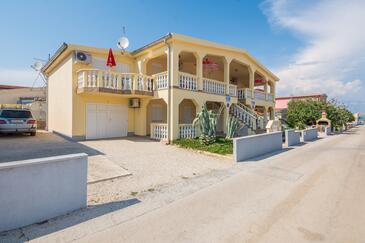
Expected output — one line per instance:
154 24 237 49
225 115 243 139
193 104 223 145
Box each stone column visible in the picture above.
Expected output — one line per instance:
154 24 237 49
224 57 232 96
169 47 180 87
249 66 255 103
169 95 180 141
263 107 268 125
264 78 268 101
196 53 204 91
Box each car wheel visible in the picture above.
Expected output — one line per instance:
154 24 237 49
30 132 36 136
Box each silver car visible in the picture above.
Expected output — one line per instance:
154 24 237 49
0 109 37 136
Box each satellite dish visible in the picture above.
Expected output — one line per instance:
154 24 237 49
31 61 44 71
117 26 129 52
117 36 129 50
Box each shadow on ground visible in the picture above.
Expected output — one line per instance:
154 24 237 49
0 198 141 242
0 132 104 163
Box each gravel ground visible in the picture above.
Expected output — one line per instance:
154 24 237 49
81 137 234 205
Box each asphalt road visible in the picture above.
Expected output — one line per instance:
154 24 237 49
80 126 365 243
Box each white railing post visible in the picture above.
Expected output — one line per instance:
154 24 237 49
178 72 198 91
202 78 226 95
150 123 168 140
178 124 197 139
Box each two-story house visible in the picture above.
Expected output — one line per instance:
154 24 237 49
42 33 279 141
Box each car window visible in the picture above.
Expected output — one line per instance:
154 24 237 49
0 110 32 119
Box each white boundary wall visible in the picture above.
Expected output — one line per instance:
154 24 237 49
285 129 301 146
0 153 88 232
233 131 283 162
302 128 318 141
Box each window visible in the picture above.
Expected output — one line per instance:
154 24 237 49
0 110 32 118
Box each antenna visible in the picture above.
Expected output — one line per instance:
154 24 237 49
117 26 130 54
30 59 47 89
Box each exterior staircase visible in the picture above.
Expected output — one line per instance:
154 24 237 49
229 103 265 132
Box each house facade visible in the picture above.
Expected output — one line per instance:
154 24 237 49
42 33 278 141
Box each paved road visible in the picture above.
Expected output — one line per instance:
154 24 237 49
79 126 365 243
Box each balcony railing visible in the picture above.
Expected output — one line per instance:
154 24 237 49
77 69 153 92
179 124 197 139
254 90 266 101
203 78 226 95
228 84 237 97
150 123 168 140
179 72 198 91
153 71 168 90
237 88 252 99
237 88 274 103
267 93 274 102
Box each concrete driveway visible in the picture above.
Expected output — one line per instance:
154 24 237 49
0 132 130 183
0 131 233 204
82 137 233 204
0 131 101 163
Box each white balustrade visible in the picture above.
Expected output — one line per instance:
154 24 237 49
229 84 237 97
135 74 154 91
245 88 252 99
150 123 168 140
77 69 154 92
237 88 252 99
203 78 226 95
120 73 133 90
267 93 274 102
179 124 197 139
254 90 266 101
77 72 85 88
231 103 267 130
154 71 168 90
179 72 198 90
237 88 244 99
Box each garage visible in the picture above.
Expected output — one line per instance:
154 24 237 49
86 103 128 139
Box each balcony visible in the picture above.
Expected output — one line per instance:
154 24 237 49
77 69 155 96
179 72 198 91
154 71 168 90
237 88 274 103
237 88 252 99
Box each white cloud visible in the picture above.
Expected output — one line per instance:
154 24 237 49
0 68 40 87
262 0 365 99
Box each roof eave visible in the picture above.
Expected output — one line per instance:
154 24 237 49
41 42 68 75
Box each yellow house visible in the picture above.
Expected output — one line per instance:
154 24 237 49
42 33 279 141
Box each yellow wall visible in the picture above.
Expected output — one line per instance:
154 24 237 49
47 55 73 137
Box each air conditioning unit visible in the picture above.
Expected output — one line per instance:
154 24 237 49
74 51 92 64
129 98 140 108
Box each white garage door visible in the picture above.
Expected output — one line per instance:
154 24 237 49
86 103 128 139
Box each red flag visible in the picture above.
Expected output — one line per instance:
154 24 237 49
106 48 116 67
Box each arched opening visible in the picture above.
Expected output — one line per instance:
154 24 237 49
179 52 197 75
146 99 167 135
202 55 225 82
178 99 198 139
229 60 250 88
179 99 197 124
146 54 167 76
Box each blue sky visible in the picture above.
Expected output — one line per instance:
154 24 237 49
0 0 364 112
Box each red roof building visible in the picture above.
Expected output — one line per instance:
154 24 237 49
0 85 28 90
275 94 327 111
